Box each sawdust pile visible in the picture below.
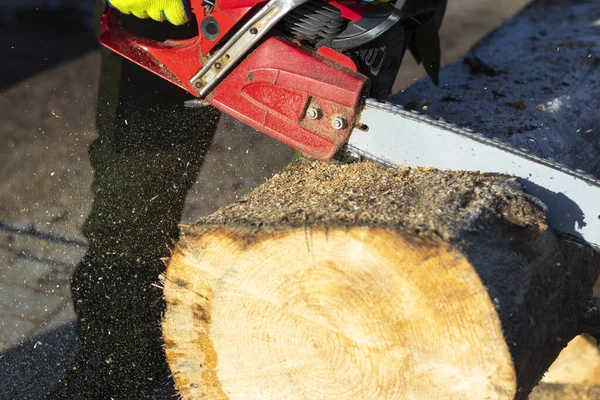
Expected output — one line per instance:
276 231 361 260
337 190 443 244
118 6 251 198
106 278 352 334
198 160 546 240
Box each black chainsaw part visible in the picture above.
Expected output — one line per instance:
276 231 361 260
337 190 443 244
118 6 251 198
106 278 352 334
277 0 446 94
279 0 347 43
318 0 442 51
350 22 408 98
406 0 446 85
201 16 220 41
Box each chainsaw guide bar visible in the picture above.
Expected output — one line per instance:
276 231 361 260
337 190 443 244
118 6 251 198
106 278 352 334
345 99 600 250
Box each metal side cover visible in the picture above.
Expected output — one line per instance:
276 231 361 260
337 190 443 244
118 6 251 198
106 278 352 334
347 99 600 249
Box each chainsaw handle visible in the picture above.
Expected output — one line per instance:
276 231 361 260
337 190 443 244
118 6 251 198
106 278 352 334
98 4 204 95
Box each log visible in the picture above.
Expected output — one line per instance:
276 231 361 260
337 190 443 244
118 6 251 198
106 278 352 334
161 0 600 397
529 383 600 400
540 276 600 389
390 0 600 393
541 335 600 386
162 161 600 400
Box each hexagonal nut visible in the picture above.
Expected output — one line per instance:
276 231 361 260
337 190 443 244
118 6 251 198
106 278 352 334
332 116 348 130
306 107 322 120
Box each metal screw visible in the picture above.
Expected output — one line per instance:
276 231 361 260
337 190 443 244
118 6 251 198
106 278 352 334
332 116 348 130
195 82 203 88
249 27 258 35
214 62 222 69
306 107 322 120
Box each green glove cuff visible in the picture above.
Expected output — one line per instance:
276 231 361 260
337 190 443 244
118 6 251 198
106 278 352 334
108 0 191 26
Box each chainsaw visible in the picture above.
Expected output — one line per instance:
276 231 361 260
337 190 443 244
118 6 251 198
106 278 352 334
98 0 600 250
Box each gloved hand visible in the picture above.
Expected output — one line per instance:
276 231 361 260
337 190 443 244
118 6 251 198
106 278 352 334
108 0 191 25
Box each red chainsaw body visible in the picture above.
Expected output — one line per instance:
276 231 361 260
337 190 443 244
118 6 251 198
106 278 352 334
208 38 366 160
98 0 369 160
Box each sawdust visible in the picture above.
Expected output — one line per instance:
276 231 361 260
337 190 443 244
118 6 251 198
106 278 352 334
198 160 546 241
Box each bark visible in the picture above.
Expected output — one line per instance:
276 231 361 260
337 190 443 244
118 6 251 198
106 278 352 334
162 161 600 400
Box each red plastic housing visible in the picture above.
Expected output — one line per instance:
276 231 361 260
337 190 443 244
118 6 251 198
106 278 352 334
99 0 364 95
99 5 204 94
208 38 367 160
98 0 368 160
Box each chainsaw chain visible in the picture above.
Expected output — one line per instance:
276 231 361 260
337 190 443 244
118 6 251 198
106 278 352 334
347 98 600 188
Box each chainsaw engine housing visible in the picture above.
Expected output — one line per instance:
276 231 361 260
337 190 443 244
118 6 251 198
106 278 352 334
98 0 445 160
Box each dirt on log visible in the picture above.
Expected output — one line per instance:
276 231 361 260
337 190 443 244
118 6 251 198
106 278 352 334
162 160 600 400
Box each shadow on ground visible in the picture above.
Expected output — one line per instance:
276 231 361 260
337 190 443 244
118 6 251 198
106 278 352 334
2 8 98 91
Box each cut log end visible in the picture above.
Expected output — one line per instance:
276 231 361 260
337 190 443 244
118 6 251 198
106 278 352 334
163 226 516 400
162 160 599 399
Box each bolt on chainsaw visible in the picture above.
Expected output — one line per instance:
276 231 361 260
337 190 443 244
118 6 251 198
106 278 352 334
98 0 600 249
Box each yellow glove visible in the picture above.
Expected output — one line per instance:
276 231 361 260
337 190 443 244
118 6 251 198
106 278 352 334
108 0 191 25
